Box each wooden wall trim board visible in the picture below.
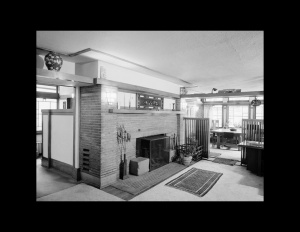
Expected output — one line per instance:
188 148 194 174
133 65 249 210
36 92 59 99
42 109 73 115
181 91 264 99
37 68 179 98
37 68 94 84
41 157 49 168
108 109 185 115
80 172 100 189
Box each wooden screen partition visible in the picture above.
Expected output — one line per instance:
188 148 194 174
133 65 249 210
184 117 210 158
242 119 264 142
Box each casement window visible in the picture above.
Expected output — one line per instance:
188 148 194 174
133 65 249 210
212 105 223 127
255 104 264 119
117 91 136 109
228 97 249 102
228 105 249 127
36 85 58 131
205 98 223 102
36 98 57 131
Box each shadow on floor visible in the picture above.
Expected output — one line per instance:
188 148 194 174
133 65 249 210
36 158 79 198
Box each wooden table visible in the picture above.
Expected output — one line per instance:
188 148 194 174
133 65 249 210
238 141 264 176
210 128 242 150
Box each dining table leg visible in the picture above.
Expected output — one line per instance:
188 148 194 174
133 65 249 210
217 134 220 149
238 135 241 151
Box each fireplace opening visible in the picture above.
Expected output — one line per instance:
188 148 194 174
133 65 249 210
139 135 170 171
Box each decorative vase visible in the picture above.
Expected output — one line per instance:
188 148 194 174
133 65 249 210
119 160 124 179
124 154 127 176
44 52 63 71
182 156 192 166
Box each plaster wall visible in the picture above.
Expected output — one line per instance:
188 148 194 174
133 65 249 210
42 115 48 158
51 115 73 165
96 60 181 95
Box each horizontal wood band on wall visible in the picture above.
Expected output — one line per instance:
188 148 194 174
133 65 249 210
181 91 264 99
201 100 264 105
108 109 185 115
37 76 94 87
95 78 180 99
41 109 74 115
37 68 179 98
130 130 176 139
37 68 94 84
36 92 59 99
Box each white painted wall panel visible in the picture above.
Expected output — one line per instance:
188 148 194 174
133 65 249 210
42 115 48 158
97 60 181 95
51 115 73 165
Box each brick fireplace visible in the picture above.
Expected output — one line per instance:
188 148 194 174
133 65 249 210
79 84 184 189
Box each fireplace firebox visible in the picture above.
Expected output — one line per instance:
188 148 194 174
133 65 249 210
140 135 170 171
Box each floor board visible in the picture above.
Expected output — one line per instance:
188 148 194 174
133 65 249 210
101 186 135 201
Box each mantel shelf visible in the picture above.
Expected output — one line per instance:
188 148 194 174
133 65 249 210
108 109 185 115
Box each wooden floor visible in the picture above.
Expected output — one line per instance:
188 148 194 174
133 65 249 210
101 186 135 201
101 159 202 201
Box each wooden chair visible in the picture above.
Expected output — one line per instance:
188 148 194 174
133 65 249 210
210 132 217 148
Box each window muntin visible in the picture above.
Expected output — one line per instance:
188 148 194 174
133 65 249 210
256 104 264 119
229 97 249 101
228 106 248 127
212 105 222 127
117 91 136 109
36 84 57 93
256 96 264 100
36 98 57 131
205 98 223 102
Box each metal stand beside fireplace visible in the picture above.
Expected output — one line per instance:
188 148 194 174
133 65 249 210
140 135 170 171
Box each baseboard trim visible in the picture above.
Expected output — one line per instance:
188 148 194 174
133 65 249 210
81 172 100 189
41 157 50 168
50 158 81 181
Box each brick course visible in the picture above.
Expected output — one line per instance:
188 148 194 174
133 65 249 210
80 84 181 188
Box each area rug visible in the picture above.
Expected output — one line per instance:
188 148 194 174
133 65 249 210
208 152 221 158
212 157 239 166
111 162 187 195
165 168 223 197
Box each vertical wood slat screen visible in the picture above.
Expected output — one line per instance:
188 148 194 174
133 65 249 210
184 117 210 158
242 119 264 142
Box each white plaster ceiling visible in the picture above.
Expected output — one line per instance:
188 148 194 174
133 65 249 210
36 31 263 93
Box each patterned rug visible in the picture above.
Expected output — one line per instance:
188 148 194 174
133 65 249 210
165 168 223 197
212 157 239 166
111 162 187 195
209 152 221 158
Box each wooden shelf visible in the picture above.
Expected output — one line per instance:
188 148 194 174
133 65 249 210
181 91 264 98
108 109 185 115
36 68 95 87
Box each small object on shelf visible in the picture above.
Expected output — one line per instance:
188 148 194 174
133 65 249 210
230 128 237 131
